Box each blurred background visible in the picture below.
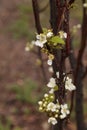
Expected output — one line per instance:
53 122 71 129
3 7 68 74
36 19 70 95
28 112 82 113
0 0 87 130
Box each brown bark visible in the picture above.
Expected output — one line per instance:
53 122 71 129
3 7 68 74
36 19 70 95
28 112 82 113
32 0 87 130
74 0 87 130
32 0 48 83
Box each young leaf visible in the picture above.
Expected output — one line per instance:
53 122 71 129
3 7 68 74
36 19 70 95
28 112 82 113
50 36 65 45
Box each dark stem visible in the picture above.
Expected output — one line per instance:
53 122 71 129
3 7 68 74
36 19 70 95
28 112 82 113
74 0 87 130
49 0 58 35
82 66 87 79
50 0 70 130
32 0 48 83
32 0 43 33
69 40 76 114
69 0 75 5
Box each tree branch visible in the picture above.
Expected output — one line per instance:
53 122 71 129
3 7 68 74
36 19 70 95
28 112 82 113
32 0 48 83
32 0 43 33
69 0 75 5
74 0 87 129
82 66 87 79
75 0 87 83
69 38 76 115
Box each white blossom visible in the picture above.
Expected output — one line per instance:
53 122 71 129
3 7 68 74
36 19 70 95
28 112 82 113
44 93 48 97
60 114 66 119
63 33 67 38
48 67 53 73
34 40 44 48
25 46 30 51
39 107 43 111
36 34 47 43
56 104 60 109
25 41 34 51
34 34 47 48
60 104 70 119
38 101 43 105
65 77 76 91
48 117 57 125
47 102 57 112
59 31 67 39
56 72 59 78
83 3 87 8
47 31 53 38
47 78 56 88
47 59 52 66
77 24 81 29
49 89 54 94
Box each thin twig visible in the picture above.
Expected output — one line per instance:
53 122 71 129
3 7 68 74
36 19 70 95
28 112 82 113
32 0 48 83
73 0 87 129
74 0 87 82
32 0 43 33
69 0 75 5
69 38 76 115
82 66 87 79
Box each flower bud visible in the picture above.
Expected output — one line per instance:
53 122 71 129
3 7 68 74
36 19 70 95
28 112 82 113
38 101 43 105
55 114 58 118
39 107 43 111
44 93 48 97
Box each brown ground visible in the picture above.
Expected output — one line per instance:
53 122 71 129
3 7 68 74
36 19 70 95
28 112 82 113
0 1 47 130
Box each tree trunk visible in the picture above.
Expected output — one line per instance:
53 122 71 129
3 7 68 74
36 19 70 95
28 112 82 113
75 1 87 129
49 1 64 130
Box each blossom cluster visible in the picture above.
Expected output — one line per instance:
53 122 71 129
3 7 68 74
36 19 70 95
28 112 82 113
33 30 53 48
47 72 76 93
29 28 76 125
38 72 76 125
38 93 70 125
33 30 67 48
29 29 67 65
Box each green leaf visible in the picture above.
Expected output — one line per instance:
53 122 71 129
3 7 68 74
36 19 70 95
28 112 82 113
50 36 65 45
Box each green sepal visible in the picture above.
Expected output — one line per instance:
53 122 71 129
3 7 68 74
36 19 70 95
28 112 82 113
54 86 58 91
